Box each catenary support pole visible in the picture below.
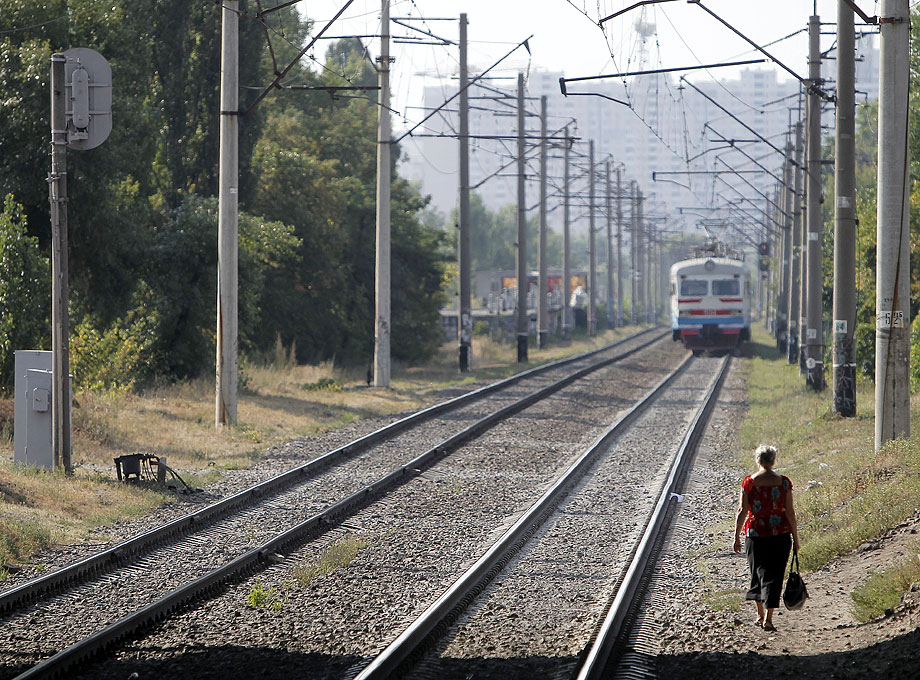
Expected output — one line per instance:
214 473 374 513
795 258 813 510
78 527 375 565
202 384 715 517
789 122 804 365
538 95 548 348
605 160 615 329
637 190 645 323
516 71 528 361
798 132 808 374
833 0 857 415
216 0 239 425
644 211 653 324
616 168 624 327
771 189 781 343
630 181 638 325
875 0 910 447
782 142 795 359
49 54 71 472
805 13 825 390
777 181 790 354
588 141 597 336
562 127 571 338
374 0 392 386
764 210 773 331
457 13 472 372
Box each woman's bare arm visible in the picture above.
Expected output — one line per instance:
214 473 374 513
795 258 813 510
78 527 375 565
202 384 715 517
732 488 749 553
785 488 799 551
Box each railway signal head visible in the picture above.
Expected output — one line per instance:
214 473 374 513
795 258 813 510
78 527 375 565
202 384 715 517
758 241 770 257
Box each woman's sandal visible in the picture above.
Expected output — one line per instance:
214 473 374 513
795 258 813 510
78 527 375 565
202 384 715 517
762 622 777 631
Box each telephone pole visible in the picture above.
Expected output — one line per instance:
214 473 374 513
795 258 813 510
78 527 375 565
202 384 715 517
538 95 549 348
562 127 572 338
804 13 825 391
588 140 597 336
516 71 528 362
215 0 239 425
374 0 392 386
457 13 471 372
875 0 910 447
833 0 857 415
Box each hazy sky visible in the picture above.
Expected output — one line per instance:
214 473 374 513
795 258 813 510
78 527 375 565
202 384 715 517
297 0 868 128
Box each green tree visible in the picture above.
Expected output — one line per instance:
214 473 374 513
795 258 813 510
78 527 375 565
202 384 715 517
0 195 49 392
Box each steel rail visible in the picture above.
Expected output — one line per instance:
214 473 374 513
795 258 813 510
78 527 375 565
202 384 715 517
0 327 663 615
12 330 670 680
353 352 697 680
576 354 731 680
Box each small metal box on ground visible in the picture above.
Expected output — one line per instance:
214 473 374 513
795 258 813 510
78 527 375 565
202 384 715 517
14 350 71 470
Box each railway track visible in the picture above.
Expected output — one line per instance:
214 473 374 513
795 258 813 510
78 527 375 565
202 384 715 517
1 328 677 680
354 354 730 680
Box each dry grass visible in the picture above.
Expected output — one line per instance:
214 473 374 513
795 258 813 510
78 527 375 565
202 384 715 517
0 463 165 576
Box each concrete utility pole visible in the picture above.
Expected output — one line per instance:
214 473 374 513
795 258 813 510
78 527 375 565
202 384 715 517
630 181 638 324
605 161 615 329
49 54 71 471
777 182 790 354
516 71 528 362
457 13 472 372
216 0 239 426
804 14 825 391
374 0 392 386
644 213 653 324
769 191 778 341
562 127 572 338
782 142 795 361
637 190 645 323
588 140 597 336
538 95 549 348
833 0 857 416
789 122 804 365
616 168 624 327
798 149 808 374
764 201 773 332
875 0 910 447
648 223 661 324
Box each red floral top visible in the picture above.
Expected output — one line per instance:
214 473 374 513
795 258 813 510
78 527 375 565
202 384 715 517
741 475 793 537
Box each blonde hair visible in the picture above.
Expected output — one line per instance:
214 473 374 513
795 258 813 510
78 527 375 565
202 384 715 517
755 444 777 468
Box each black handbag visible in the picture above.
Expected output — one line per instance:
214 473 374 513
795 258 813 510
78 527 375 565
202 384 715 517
783 548 808 610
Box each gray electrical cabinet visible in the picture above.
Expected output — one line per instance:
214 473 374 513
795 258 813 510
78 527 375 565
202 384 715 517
14 350 71 470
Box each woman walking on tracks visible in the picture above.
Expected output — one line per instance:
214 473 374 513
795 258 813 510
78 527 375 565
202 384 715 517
732 444 799 631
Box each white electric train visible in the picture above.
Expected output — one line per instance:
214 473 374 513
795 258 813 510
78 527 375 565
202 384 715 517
669 255 751 355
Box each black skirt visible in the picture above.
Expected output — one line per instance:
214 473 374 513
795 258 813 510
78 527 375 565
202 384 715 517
745 533 792 608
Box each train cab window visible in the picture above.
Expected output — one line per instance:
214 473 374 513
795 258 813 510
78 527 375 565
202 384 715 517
680 279 708 296
712 279 740 295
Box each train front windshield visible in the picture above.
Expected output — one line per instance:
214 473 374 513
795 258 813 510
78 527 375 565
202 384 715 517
712 279 740 295
680 280 708 296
